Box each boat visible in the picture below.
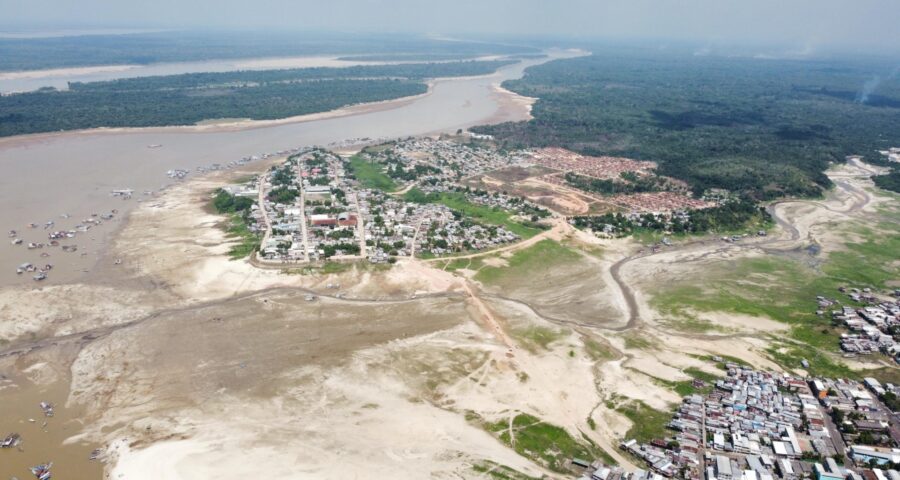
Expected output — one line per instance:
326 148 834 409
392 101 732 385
33 273 47 281
1 433 20 448
30 462 52 480
12 238 22 245
39 402 54 416
147 144 163 148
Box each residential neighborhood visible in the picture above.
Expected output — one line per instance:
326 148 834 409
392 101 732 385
577 363 900 480
226 139 552 265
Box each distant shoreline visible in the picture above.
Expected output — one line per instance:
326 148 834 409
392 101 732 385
0 66 534 148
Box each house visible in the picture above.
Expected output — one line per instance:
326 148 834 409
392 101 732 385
851 445 900 466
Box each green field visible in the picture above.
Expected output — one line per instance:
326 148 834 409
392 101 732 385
474 239 581 285
614 401 674 443
489 413 604 473
649 205 900 379
222 213 261 259
348 155 398 191
646 367 721 397
433 192 545 239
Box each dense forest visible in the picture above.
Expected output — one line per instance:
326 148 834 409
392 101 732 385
0 31 537 72
473 47 900 200
874 170 900 193
0 60 513 137
65 60 515 91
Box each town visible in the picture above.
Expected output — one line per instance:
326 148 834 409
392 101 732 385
577 362 900 480
220 138 552 264
823 288 900 361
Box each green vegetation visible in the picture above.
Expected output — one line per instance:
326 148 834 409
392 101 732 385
572 198 770 237
584 338 619 361
474 46 900 199
267 187 299 204
510 325 565 353
0 60 515 137
440 256 485 272
565 172 668 195
212 189 253 213
696 354 752 369
622 333 655 350
211 189 260 259
650 208 900 379
874 170 900 194
472 461 542 480
651 367 722 397
434 192 545 239
491 413 603 473
474 240 581 285
615 401 674 443
0 31 535 72
222 213 260 259
347 155 398 191
405 188 546 239
1 79 425 137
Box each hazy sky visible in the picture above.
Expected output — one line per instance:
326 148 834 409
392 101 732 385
3 0 899 54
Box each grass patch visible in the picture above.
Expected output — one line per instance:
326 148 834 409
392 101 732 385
348 155 397 191
648 215 900 378
765 341 856 378
661 314 722 334
615 401 674 443
493 413 602 473
433 192 545 239
222 213 260 259
510 325 565 353
441 256 485 272
472 461 542 480
475 239 581 285
622 332 654 350
584 338 618 361
693 353 754 370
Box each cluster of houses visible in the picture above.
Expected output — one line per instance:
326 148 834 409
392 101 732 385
357 189 521 260
578 364 900 480
247 140 541 264
823 288 900 359
384 137 531 181
253 150 364 262
879 148 900 164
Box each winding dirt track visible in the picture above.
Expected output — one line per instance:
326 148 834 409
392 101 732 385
603 167 875 332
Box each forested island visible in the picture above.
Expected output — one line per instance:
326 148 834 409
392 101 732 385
473 46 900 198
0 31 536 71
0 60 514 136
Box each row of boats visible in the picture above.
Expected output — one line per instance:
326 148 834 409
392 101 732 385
8 210 119 282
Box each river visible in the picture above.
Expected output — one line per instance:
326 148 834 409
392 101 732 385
0 54 503 94
0 50 578 287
